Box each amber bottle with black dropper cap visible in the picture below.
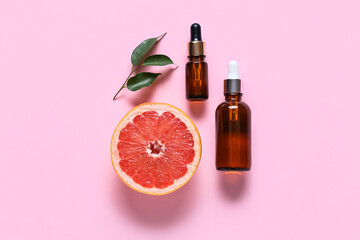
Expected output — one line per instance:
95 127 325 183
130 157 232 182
186 23 208 101
216 61 251 171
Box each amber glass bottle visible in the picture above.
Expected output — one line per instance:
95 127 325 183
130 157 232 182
216 61 251 171
186 23 208 101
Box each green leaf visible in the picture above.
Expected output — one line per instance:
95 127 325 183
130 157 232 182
131 33 166 66
127 72 161 91
143 54 174 66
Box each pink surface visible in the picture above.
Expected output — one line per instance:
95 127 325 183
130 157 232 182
1 0 360 239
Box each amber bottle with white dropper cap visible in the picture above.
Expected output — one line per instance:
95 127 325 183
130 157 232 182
215 61 251 171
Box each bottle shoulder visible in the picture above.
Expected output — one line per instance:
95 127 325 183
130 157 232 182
186 61 208 66
186 57 207 65
216 102 229 110
239 101 251 112
216 100 251 113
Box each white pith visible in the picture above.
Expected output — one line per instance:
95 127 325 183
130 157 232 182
111 103 201 195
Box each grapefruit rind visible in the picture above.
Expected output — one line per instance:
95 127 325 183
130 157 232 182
111 102 201 195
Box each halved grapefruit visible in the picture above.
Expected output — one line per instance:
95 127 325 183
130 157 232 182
111 102 201 195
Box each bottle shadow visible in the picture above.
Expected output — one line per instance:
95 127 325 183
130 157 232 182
217 172 249 201
112 175 197 228
188 101 207 119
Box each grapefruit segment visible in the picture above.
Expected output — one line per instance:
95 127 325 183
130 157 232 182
153 158 174 189
160 155 188 179
154 112 175 139
117 142 145 159
133 111 159 141
119 153 148 177
111 103 201 195
164 130 194 149
165 148 195 165
119 123 148 146
132 156 155 188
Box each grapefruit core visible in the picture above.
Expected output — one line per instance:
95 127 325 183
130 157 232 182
111 103 201 195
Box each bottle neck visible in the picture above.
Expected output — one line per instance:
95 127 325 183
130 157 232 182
188 55 205 62
225 93 242 102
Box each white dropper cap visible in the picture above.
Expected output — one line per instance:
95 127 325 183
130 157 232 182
224 60 241 94
227 60 240 79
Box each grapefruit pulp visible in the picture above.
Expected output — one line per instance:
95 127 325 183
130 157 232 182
111 103 201 195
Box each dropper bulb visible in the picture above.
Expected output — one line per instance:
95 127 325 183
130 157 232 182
190 23 202 41
227 60 240 79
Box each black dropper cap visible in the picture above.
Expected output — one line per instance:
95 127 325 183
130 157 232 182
190 23 202 41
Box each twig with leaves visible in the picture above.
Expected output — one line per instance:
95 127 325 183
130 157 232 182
113 33 176 100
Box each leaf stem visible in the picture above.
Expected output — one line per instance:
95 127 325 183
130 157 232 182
113 66 140 100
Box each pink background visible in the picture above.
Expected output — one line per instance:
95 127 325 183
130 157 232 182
1 0 360 239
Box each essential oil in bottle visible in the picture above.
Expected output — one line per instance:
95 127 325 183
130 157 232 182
215 61 251 171
186 23 208 101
